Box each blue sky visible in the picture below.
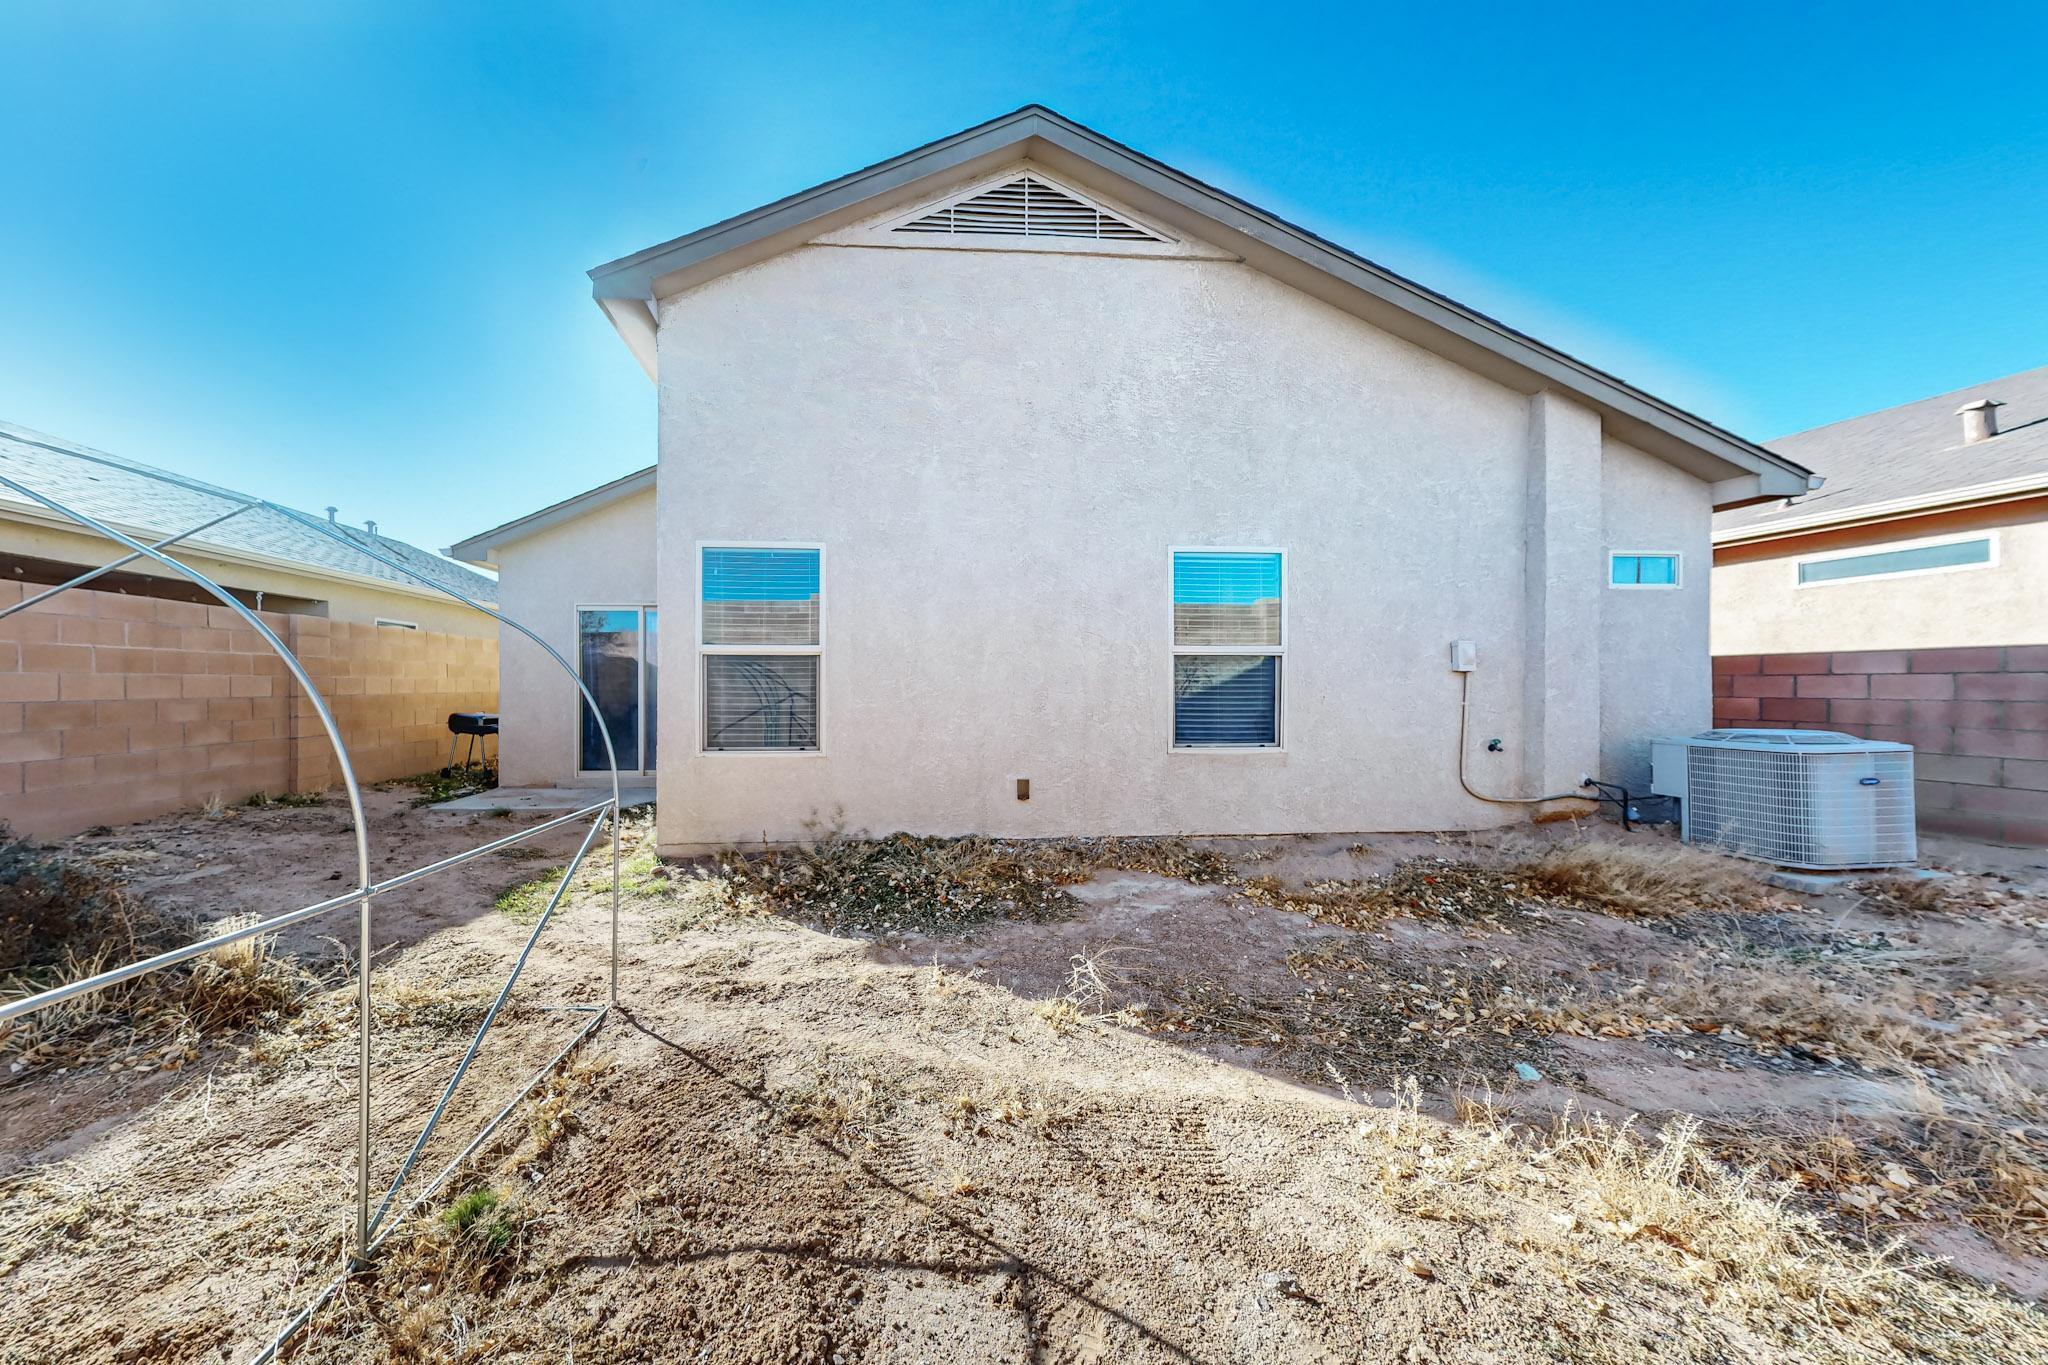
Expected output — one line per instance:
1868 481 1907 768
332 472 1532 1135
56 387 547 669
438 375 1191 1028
3 2 2044 557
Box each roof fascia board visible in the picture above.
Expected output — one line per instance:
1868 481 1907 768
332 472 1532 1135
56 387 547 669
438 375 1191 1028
1712 471 2048 545
600 298 658 380
589 110 1049 300
0 501 494 605
448 466 657 568
590 106 1809 496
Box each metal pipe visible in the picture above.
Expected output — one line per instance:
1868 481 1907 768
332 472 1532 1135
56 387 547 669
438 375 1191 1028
0 800 614 1027
0 448 634 1298
256 501 626 1003
246 1004 609 1365
0 505 251 621
0 440 626 1000
367 800 612 898
367 810 609 1234
0 472 379 1255
1455 669 1589 807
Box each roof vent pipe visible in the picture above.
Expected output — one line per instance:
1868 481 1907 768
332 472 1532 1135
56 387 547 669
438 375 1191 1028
364 520 378 536
1957 398 2002 445
326 506 338 523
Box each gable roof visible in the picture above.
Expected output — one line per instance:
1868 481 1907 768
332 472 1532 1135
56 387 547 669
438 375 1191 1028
0 421 498 605
448 465 655 570
1715 364 2048 543
589 105 1812 506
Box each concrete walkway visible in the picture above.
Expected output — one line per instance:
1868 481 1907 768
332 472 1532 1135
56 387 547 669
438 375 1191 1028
433 785 655 813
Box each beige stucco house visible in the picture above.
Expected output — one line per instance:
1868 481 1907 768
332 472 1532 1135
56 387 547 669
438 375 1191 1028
1713 365 2048 656
455 107 1812 852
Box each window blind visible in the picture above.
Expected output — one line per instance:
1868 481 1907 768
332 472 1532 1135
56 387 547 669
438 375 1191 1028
1174 655 1279 747
1173 551 1282 647
705 655 819 751
701 546 822 751
702 547 820 645
1171 550 1282 747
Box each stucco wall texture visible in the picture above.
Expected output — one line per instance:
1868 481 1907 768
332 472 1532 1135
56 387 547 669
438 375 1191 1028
491 487 656 788
621 236 1710 849
1712 501 2048 655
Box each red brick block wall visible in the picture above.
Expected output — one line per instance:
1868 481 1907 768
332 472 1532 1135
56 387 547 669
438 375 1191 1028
1713 647 2048 846
0 579 497 839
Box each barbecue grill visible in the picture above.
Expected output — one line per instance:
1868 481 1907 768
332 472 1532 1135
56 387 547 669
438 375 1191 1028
444 711 498 777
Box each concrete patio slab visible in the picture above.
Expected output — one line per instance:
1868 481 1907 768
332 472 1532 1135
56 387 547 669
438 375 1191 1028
432 785 655 813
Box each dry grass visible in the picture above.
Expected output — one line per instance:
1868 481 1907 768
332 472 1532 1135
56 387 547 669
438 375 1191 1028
705 827 1234 936
1361 1083 2043 1360
770 1051 898 1144
1237 858 1544 931
1233 842 1769 933
1514 839 1774 918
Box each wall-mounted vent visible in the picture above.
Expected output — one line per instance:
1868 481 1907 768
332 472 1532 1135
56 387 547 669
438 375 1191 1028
896 175 1162 241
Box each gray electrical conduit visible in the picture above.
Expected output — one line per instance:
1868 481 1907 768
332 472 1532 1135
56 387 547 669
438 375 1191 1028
1456 669 1593 807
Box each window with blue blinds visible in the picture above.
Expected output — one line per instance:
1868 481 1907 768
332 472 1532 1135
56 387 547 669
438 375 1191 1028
700 545 822 751
1171 550 1282 748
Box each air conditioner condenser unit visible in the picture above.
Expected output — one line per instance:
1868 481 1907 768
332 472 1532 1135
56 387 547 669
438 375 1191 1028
1650 729 1916 870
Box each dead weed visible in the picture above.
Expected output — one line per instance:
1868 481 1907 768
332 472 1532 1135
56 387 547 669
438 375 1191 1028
708 827 1232 936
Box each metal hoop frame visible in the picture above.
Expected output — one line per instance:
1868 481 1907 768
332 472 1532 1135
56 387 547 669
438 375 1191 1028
0 442 625 1361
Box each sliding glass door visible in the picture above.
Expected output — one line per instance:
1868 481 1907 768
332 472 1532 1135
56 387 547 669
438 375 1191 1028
578 606 658 773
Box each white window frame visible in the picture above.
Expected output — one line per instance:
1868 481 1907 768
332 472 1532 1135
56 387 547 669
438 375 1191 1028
1168 545 1287 753
373 617 419 630
574 603 658 776
1607 551 1683 590
1792 530 2000 590
696 541 826 757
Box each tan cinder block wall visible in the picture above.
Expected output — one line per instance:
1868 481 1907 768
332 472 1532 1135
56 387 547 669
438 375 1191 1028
0 580 497 839
288 619 498 790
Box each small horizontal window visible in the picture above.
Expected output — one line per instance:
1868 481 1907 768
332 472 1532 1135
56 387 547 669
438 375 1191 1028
1797 537 1992 585
374 618 419 630
1610 553 1679 587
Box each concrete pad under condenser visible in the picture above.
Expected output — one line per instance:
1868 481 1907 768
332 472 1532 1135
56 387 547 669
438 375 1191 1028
1765 867 1947 895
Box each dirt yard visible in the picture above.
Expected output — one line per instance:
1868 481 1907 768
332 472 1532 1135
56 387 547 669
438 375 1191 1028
3 792 2047 1363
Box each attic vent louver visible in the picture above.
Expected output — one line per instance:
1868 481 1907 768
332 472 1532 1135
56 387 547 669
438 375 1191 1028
896 175 1162 241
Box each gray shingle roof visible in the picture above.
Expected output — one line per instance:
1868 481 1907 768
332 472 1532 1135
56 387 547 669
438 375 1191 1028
0 421 497 605
1716 364 2048 537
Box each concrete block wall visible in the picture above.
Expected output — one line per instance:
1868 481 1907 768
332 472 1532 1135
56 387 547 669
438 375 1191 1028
1713 647 2048 846
0 579 497 839
288 619 499 792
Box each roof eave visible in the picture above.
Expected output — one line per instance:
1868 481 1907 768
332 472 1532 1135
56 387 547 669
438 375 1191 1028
589 106 1810 496
449 465 658 569
0 501 497 607
1712 472 2048 545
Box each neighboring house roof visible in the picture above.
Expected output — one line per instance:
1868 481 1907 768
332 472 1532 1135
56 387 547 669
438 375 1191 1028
588 105 1812 506
448 465 655 570
1715 364 2048 543
0 420 498 605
